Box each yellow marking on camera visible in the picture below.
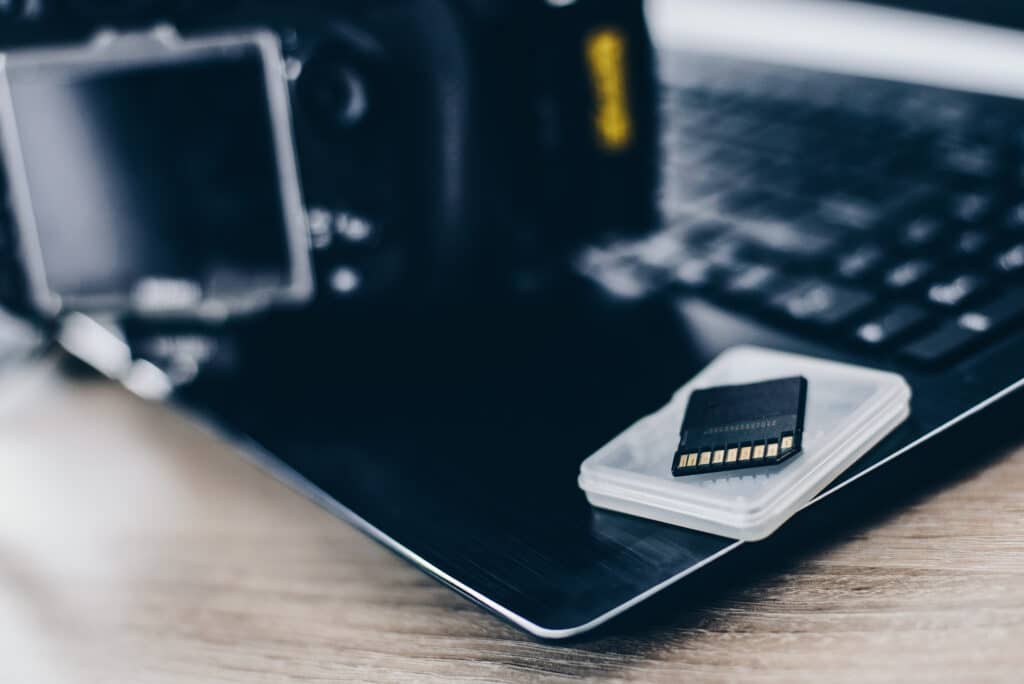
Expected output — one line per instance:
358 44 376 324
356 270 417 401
584 27 633 152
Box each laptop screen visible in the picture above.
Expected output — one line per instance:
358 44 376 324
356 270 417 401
858 1 1024 28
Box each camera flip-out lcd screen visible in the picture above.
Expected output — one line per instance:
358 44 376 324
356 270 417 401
0 29 312 319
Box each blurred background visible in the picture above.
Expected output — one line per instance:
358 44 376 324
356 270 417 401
0 0 1023 667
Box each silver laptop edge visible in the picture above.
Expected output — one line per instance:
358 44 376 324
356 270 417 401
649 0 1024 100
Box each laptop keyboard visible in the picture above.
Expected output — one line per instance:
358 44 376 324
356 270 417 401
577 53 1024 367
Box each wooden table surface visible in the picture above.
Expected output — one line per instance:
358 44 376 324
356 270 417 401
1 359 1022 683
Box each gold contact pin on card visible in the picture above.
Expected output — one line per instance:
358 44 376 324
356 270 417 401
752 443 765 459
678 453 688 468
712 449 725 464
781 435 794 450
687 453 698 467
699 451 711 466
739 445 752 461
726 447 738 463
766 441 779 458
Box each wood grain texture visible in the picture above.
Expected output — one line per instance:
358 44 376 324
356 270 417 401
0 360 1021 683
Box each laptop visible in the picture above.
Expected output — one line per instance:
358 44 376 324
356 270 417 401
54 0 1024 637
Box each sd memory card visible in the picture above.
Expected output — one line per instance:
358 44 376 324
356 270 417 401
672 376 806 476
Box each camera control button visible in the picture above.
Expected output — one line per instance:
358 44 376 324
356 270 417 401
298 44 371 132
328 266 361 296
334 211 374 243
307 207 334 250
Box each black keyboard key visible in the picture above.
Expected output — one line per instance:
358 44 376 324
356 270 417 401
880 146 931 176
724 265 786 299
672 259 722 289
965 287 1024 331
902 319 981 364
719 189 807 221
856 304 930 346
747 121 802 154
925 273 989 307
836 245 885 280
710 112 762 140
937 142 999 179
1004 202 1024 231
949 191 996 224
885 259 934 289
763 195 813 221
631 233 687 271
816 194 880 231
677 219 728 248
730 221 837 260
994 243 1024 275
899 216 945 248
952 229 991 257
902 287 1024 363
577 258 657 301
717 188 769 215
703 238 751 272
672 175 725 202
771 279 874 325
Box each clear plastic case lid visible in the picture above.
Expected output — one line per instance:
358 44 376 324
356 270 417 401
578 346 911 541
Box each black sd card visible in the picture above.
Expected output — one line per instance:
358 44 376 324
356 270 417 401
672 376 807 476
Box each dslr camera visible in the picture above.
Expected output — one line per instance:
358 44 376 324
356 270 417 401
0 0 656 384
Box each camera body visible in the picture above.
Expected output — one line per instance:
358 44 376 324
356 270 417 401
0 0 485 315
0 0 656 387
